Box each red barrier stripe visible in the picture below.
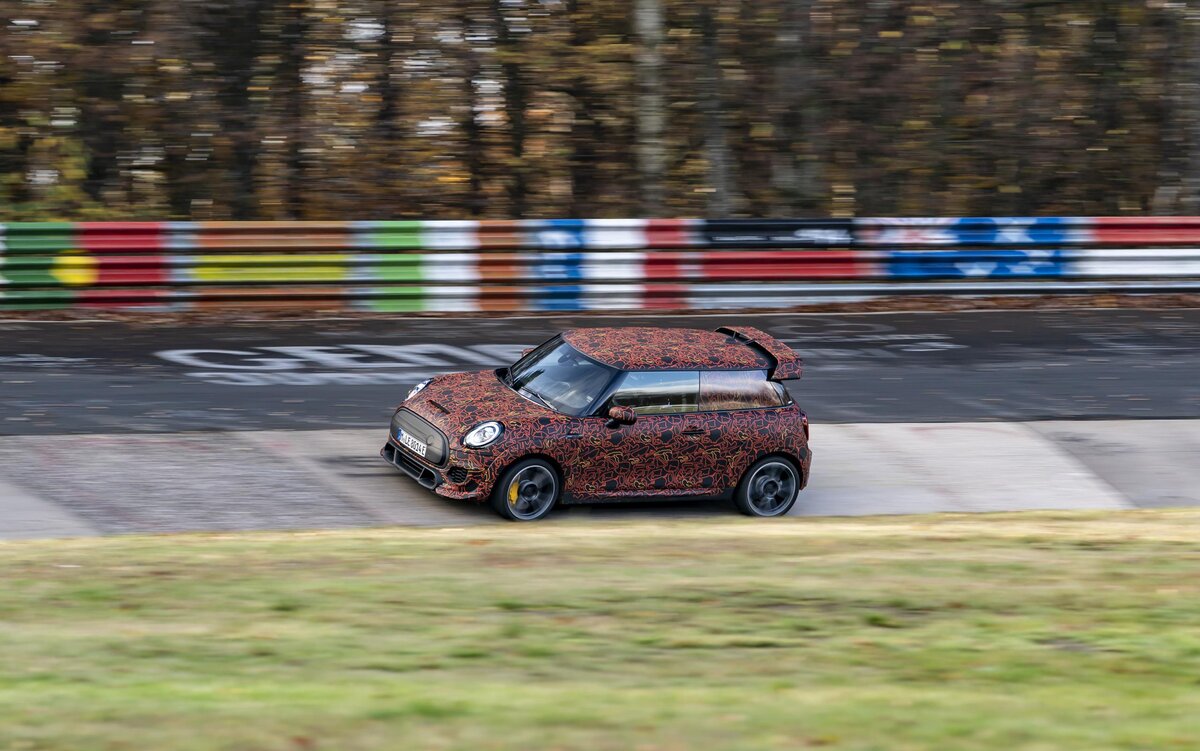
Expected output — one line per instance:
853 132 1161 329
1093 229 1200 244
93 256 169 285
193 286 353 309
645 219 699 248
1093 217 1200 244
478 255 523 281
643 283 689 309
195 222 353 249
479 285 525 312
478 221 524 249
700 251 873 280
78 288 172 308
643 251 697 281
1093 217 1200 227
78 222 166 251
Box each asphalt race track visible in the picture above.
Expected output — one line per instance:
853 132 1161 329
3 309 1200 433
1 309 1198 538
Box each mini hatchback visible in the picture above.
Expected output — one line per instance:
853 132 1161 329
380 326 811 521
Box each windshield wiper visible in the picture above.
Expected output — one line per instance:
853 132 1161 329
518 387 553 410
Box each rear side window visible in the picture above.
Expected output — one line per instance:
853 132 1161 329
700 370 786 411
606 371 699 415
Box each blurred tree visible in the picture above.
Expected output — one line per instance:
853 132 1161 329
634 0 664 215
0 0 1187 219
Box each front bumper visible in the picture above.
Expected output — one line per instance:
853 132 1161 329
380 438 490 501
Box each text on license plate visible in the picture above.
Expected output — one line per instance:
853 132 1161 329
397 430 428 458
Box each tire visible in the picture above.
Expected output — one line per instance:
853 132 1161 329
490 458 561 522
734 456 801 518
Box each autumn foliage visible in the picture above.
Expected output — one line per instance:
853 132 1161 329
0 1 1191 220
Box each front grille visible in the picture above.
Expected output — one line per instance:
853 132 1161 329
447 467 468 484
382 443 440 489
391 408 449 466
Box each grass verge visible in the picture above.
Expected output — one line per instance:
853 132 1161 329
1 511 1198 751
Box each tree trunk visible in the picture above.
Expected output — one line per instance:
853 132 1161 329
700 2 734 217
1180 5 1200 212
376 1 401 212
567 0 599 217
634 0 665 215
224 1 268 219
492 0 528 218
771 0 822 213
280 3 307 219
459 13 485 217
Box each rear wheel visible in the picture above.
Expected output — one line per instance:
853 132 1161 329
734 457 800 517
490 458 560 522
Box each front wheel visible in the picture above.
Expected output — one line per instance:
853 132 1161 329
490 458 561 522
734 456 801 517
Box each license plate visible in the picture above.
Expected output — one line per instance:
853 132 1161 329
397 429 428 458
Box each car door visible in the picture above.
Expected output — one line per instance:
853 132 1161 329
593 370 708 495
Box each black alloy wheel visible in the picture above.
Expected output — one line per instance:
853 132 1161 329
734 456 801 517
491 458 561 521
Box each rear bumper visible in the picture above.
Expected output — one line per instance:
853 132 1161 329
380 439 489 501
799 445 813 490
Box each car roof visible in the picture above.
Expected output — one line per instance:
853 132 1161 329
561 327 773 371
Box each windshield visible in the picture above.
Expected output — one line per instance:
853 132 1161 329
507 340 617 416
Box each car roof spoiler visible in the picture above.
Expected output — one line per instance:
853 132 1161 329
715 326 804 381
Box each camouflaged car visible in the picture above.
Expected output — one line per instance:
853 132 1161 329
381 326 811 521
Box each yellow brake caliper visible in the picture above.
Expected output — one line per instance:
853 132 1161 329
508 479 520 506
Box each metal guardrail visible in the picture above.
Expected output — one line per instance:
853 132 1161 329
2 218 1199 311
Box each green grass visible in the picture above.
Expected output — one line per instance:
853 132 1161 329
1 511 1199 751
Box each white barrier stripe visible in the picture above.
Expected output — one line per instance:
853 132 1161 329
582 283 644 311
169 255 197 284
421 220 480 250
1074 247 1200 260
584 218 647 248
582 252 644 281
165 222 198 250
350 220 375 249
1074 261 1200 277
423 285 481 313
422 253 479 283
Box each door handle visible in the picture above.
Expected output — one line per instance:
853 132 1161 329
682 428 705 436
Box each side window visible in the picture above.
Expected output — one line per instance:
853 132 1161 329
606 371 699 415
699 370 786 411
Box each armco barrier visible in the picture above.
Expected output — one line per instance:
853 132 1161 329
2 218 1200 312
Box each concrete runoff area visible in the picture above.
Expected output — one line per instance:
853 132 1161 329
3 419 1194 540
0 476 96 540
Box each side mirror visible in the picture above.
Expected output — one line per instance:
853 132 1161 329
607 405 637 427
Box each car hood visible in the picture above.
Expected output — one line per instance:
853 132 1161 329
402 369 562 443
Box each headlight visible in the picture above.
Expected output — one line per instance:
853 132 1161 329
463 421 503 448
406 378 431 402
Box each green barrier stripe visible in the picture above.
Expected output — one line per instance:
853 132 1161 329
0 288 77 310
362 253 425 282
2 269 60 286
0 256 60 270
362 297 425 312
3 222 78 253
361 220 423 249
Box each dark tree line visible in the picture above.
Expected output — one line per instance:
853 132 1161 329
0 0 1197 220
